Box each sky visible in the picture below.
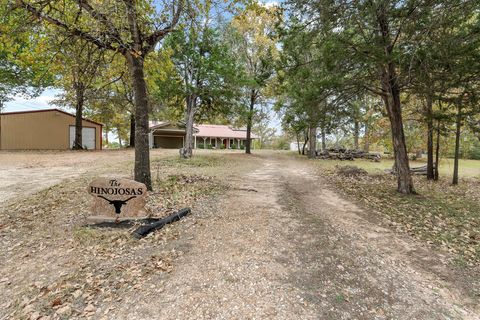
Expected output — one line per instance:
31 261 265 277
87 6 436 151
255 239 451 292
4 88 60 113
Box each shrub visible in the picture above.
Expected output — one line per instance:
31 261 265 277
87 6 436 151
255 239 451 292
468 140 480 160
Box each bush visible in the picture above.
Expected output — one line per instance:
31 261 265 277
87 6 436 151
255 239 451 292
240 145 245 150
207 143 213 149
231 144 237 149
198 143 204 149
468 140 480 160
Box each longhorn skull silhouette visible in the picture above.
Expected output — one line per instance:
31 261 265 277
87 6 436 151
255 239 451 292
97 195 136 215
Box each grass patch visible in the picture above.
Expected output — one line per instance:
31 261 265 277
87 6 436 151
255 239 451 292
313 158 480 178
312 159 480 266
152 154 222 169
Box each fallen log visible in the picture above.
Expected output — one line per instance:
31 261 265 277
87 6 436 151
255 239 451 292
386 164 435 175
132 207 191 239
86 217 163 229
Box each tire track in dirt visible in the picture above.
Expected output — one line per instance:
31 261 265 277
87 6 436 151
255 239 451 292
274 157 479 320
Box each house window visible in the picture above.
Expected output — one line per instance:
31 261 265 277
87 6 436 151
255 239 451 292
229 139 234 148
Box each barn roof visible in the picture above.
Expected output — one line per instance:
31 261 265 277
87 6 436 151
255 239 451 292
0 108 103 126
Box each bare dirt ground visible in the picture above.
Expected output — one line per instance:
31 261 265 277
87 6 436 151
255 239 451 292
0 151 478 319
0 149 176 206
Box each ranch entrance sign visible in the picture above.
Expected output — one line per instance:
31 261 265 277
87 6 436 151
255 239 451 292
88 178 148 219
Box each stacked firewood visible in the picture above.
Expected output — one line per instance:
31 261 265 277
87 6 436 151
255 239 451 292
316 148 381 161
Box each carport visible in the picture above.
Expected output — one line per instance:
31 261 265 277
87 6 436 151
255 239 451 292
149 122 198 149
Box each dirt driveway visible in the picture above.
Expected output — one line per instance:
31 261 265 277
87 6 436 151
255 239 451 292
1 152 478 319
109 154 480 319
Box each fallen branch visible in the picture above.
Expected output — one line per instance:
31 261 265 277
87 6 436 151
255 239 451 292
132 207 191 239
385 164 435 175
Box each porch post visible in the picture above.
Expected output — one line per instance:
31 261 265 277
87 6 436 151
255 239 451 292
194 134 197 149
148 132 154 149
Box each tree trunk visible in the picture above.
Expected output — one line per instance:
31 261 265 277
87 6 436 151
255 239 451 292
380 68 414 194
104 125 109 145
377 7 414 194
181 94 196 159
452 104 462 185
129 112 135 147
126 53 152 190
426 96 434 180
363 123 370 152
296 132 301 155
308 125 316 159
245 90 255 154
353 119 359 150
73 83 85 150
302 130 309 155
321 128 326 151
434 121 440 181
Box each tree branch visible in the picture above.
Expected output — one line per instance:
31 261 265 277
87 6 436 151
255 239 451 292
143 0 184 54
16 0 119 52
76 0 124 46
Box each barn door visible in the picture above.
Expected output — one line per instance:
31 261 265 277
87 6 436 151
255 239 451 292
69 126 96 149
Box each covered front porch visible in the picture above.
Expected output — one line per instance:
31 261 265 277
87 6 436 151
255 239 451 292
195 136 248 150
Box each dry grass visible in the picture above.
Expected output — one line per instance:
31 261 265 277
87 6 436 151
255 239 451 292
310 158 480 266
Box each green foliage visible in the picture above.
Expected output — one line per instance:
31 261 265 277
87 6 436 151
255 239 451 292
269 135 291 150
228 2 280 145
469 140 480 160
0 1 52 106
105 141 121 149
154 6 244 124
